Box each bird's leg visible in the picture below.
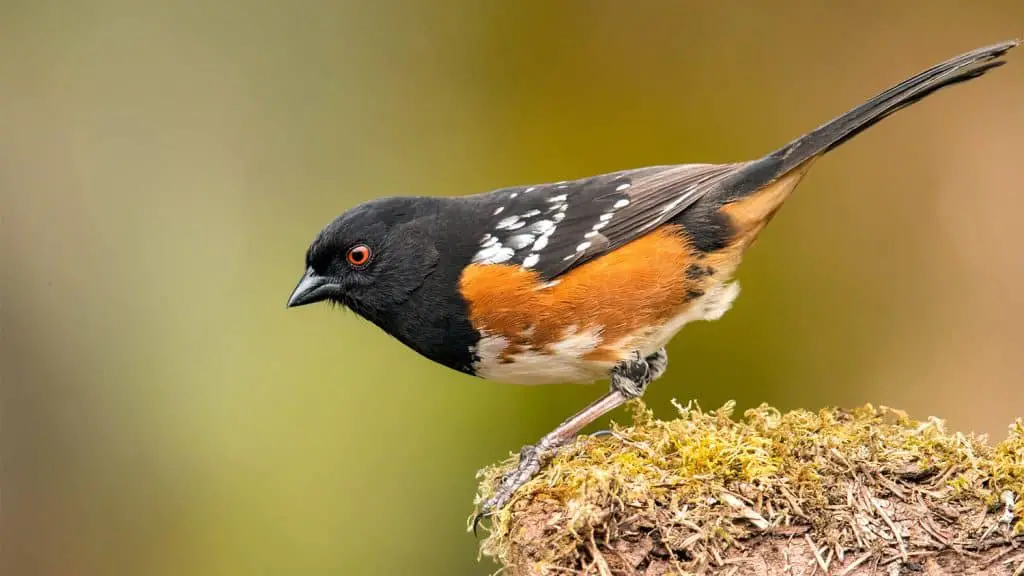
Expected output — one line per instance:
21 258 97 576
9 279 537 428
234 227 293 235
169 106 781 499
473 348 669 532
475 390 627 527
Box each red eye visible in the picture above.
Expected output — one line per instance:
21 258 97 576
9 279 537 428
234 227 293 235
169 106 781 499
346 244 372 267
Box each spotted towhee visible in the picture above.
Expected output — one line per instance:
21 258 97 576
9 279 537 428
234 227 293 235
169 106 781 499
287 41 1017 527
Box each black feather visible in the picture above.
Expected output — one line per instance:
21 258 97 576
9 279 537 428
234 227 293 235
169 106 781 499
464 163 746 280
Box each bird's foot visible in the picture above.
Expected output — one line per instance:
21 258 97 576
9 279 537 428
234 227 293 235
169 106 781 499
610 349 660 398
645 347 669 381
472 440 560 535
590 350 665 436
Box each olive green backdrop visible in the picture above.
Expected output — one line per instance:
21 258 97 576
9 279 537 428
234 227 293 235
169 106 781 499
4 2 1023 575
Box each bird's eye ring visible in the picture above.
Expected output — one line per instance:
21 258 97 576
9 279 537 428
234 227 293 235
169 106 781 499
346 244 372 268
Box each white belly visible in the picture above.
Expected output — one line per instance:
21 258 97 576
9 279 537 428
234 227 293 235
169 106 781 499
472 281 741 385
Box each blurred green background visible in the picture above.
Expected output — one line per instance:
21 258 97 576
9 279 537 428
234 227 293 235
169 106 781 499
4 2 1023 574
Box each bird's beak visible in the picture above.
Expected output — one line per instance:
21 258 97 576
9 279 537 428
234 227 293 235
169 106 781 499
287 267 335 308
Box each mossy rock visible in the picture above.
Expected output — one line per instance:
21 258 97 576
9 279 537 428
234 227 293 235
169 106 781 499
474 401 1024 575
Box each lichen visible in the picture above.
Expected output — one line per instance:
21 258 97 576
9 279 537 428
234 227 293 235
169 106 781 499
472 401 1024 575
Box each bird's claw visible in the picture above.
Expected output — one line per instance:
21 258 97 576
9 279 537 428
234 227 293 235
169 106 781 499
645 347 669 381
471 444 547 537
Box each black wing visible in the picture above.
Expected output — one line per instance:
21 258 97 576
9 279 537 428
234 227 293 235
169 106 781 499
468 163 746 281
469 40 1021 282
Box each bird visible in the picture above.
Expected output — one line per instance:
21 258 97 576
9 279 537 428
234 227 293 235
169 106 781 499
286 40 1018 531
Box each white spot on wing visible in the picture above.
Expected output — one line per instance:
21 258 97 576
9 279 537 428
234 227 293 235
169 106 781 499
552 212 566 223
521 209 541 218
613 198 630 209
473 243 515 264
491 247 515 263
599 213 614 222
529 220 554 234
506 220 526 230
496 216 520 230
591 221 608 231
531 235 549 251
522 253 539 268
575 241 591 252
510 192 518 199
506 234 535 249
615 183 631 191
548 194 567 203
584 231 599 238
493 206 505 216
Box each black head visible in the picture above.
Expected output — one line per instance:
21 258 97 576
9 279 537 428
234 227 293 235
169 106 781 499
287 196 442 325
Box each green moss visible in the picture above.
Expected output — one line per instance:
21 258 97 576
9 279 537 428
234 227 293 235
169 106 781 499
992 421 1024 530
473 401 1024 574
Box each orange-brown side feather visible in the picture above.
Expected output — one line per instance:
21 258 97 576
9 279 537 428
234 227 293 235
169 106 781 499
719 158 816 250
459 225 744 364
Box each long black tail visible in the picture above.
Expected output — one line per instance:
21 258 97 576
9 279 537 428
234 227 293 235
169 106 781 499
790 40 1018 163
718 40 1018 205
